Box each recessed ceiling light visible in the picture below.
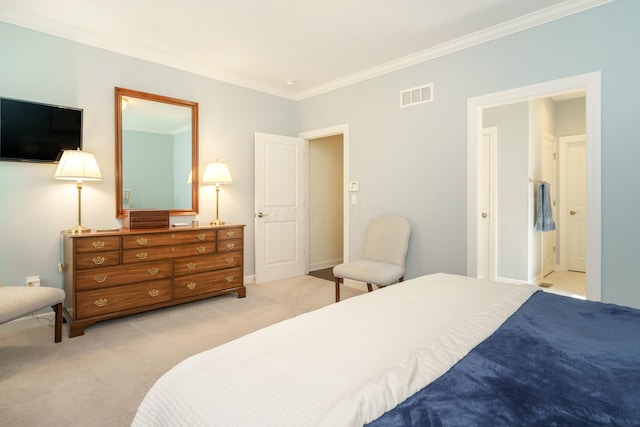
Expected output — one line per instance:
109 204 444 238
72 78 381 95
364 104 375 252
286 79 297 86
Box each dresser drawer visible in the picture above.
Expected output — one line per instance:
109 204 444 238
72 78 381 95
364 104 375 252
217 227 243 240
122 230 216 249
174 267 243 299
75 251 120 269
123 242 216 263
174 252 243 276
75 261 173 290
76 279 172 319
217 238 243 252
76 236 120 252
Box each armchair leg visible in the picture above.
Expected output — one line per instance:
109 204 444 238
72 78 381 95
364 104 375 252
367 283 373 292
335 277 343 302
52 303 63 343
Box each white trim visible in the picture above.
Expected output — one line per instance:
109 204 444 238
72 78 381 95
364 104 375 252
299 124 350 263
467 72 601 301
309 259 342 272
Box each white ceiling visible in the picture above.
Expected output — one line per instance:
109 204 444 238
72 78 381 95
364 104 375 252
0 0 611 100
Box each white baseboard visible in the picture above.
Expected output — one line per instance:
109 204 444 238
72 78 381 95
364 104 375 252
2 311 54 334
309 259 342 272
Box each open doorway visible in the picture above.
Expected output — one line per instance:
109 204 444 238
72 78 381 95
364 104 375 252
481 96 586 298
308 134 344 276
467 72 601 302
299 124 350 279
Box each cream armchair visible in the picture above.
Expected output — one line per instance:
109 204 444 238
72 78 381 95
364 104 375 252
333 215 411 302
0 286 65 342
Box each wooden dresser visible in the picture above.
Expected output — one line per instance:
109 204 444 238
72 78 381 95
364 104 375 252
61 224 245 337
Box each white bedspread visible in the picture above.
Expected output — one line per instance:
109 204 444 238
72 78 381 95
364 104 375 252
132 273 537 427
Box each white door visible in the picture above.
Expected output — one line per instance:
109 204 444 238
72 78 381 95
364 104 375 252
566 138 587 272
478 127 497 280
541 132 556 276
255 132 307 282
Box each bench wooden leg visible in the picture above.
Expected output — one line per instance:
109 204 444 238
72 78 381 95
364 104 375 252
51 303 62 343
335 277 343 302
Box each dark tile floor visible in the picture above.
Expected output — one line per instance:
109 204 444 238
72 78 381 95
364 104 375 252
308 267 334 282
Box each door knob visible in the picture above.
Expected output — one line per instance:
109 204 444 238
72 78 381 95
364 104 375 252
256 212 269 218
481 212 488 218
570 210 576 215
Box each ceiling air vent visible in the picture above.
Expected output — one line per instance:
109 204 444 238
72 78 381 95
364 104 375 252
400 83 433 108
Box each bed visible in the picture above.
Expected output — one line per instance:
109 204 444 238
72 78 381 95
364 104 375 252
132 273 640 426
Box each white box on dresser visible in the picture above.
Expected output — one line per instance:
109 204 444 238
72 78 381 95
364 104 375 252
61 224 245 337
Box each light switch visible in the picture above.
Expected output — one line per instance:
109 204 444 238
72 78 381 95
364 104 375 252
349 181 359 192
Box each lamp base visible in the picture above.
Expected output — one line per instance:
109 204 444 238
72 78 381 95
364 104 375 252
210 219 225 226
68 225 91 234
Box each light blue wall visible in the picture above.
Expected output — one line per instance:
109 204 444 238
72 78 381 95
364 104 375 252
123 130 174 209
0 21 296 288
1 0 639 308
483 102 529 282
173 129 192 209
297 0 640 308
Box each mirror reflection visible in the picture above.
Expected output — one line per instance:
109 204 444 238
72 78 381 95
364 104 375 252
115 88 198 218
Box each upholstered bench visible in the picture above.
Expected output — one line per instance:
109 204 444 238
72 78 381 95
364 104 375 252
0 287 65 342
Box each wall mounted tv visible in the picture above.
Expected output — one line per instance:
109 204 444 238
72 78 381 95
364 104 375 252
0 97 82 163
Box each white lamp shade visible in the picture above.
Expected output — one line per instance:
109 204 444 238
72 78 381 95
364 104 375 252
54 149 102 181
202 162 232 185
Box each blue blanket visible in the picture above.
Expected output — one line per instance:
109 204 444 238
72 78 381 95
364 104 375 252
368 292 640 426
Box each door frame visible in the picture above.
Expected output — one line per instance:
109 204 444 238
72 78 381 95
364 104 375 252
299 124 350 267
467 72 601 301
541 130 558 278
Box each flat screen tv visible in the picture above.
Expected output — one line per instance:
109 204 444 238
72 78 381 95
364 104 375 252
0 97 82 163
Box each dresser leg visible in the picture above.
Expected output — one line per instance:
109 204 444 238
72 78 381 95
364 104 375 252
237 287 247 298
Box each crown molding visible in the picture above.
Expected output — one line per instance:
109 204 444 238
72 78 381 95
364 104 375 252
294 0 614 101
0 0 614 102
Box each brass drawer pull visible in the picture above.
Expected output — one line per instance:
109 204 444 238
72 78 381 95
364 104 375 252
225 276 234 283
148 288 160 297
136 237 148 246
94 298 108 307
197 233 206 241
92 256 105 265
92 241 105 249
94 275 107 283
196 246 206 254
225 257 234 264
187 262 197 270
136 252 148 260
226 230 235 238
186 282 197 290
226 242 235 250
148 267 159 275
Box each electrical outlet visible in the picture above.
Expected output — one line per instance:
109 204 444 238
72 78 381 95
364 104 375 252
26 276 41 287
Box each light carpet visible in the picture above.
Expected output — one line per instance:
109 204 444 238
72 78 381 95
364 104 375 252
0 275 365 427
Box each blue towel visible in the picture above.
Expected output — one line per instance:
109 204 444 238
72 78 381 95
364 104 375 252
535 181 555 232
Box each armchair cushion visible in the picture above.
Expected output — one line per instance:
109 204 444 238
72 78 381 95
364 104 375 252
0 286 65 324
333 260 405 286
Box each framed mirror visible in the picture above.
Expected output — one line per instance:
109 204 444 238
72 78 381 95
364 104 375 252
115 87 198 218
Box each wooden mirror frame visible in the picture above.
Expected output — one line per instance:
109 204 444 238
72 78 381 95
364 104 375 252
115 87 199 218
